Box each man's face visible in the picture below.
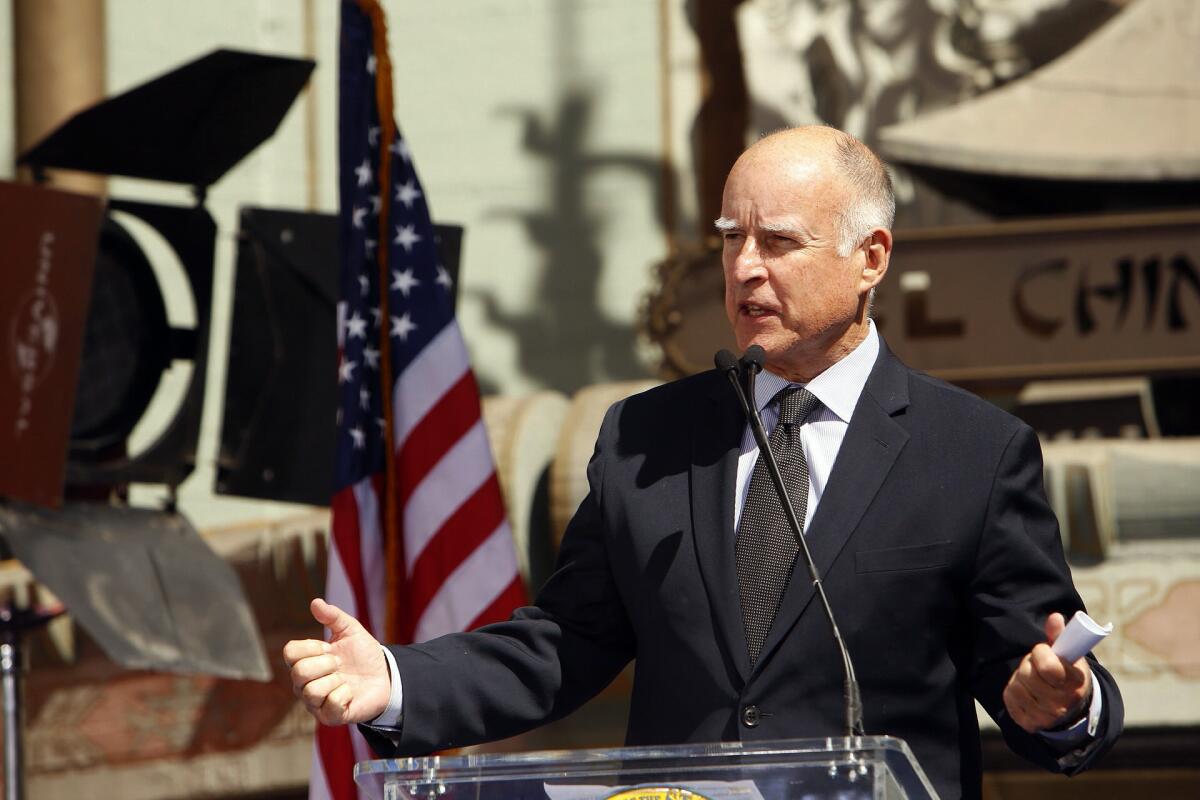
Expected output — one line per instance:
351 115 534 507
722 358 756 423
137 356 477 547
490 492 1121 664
719 149 870 376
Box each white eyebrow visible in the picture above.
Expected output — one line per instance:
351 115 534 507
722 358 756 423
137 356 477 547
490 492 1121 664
758 221 807 237
713 217 808 238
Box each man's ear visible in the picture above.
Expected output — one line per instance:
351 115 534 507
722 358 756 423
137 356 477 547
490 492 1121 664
860 227 892 294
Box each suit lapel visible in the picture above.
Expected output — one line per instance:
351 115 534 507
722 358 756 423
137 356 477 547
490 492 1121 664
691 375 751 683
755 343 911 669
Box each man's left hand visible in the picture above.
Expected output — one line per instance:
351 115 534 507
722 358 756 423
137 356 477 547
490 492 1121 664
1003 612 1093 733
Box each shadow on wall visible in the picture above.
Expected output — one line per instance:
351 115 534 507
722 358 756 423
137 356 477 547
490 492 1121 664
473 89 676 395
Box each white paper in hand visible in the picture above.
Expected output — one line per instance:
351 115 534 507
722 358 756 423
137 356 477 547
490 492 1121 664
1051 610 1112 662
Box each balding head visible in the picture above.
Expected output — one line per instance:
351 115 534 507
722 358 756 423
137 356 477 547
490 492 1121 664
717 125 894 380
736 126 895 256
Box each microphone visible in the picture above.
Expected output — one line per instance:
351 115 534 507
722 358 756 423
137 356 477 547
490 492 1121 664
739 344 766 373
713 348 739 373
716 347 865 738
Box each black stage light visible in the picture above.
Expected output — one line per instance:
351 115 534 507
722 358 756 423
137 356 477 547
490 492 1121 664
64 202 214 491
68 216 171 448
0 502 270 681
0 182 104 509
18 49 315 492
65 199 216 491
21 49 316 189
217 207 463 506
217 208 339 506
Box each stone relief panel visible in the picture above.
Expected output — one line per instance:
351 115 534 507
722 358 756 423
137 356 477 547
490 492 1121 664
736 0 1125 225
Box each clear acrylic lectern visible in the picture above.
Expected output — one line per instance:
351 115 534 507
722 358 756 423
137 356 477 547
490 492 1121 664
354 736 940 800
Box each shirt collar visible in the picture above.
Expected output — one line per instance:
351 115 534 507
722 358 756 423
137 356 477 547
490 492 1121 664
753 320 880 423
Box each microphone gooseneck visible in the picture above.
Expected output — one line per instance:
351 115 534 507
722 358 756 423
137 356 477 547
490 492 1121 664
716 347 865 738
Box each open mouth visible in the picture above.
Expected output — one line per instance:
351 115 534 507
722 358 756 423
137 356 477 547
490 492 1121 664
740 303 777 318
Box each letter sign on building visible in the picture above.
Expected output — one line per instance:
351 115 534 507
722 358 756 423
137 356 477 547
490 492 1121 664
876 210 1200 384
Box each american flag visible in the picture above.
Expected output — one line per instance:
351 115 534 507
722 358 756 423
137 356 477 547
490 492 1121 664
311 3 527 798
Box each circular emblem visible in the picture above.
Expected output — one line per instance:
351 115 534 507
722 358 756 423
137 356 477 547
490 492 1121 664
607 788 711 800
8 289 60 387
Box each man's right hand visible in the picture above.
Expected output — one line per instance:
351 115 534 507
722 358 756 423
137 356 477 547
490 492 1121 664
283 598 391 726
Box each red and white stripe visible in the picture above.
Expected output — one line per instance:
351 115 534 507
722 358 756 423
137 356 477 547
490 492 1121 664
311 323 525 800
391 324 524 642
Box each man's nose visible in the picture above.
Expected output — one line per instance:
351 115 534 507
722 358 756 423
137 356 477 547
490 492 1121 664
729 237 766 283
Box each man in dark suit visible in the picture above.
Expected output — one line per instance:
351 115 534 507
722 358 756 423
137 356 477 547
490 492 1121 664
285 126 1122 799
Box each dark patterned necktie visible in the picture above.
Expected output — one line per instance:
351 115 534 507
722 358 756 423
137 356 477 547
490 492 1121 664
736 386 821 667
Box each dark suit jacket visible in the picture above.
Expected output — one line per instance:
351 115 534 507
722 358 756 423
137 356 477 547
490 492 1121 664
373 341 1123 799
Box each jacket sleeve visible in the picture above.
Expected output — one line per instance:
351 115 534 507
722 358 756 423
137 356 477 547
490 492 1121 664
967 423 1123 774
362 402 636 755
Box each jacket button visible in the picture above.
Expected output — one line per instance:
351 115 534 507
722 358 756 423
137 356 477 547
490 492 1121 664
741 704 761 728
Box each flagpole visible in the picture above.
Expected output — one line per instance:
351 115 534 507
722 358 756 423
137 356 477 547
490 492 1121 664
356 0 402 642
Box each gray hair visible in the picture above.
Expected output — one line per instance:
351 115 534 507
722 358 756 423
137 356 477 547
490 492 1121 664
829 131 895 257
